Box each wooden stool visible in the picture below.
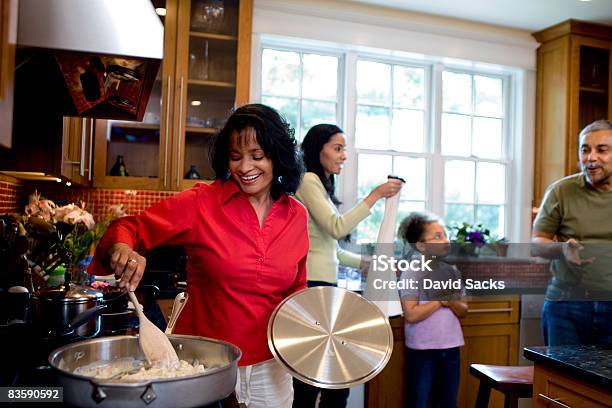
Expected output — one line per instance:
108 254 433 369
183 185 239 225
469 364 533 408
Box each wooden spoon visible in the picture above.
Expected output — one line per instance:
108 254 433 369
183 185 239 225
128 291 180 368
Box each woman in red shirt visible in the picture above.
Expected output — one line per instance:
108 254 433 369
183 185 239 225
91 104 308 407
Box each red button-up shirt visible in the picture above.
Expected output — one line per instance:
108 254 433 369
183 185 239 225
91 180 309 365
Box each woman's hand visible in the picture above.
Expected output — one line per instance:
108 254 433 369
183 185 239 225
364 179 403 208
107 243 146 291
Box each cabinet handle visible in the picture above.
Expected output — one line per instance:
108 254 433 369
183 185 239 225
537 393 571 408
467 308 513 314
176 76 184 189
163 75 172 189
88 119 94 181
80 119 87 176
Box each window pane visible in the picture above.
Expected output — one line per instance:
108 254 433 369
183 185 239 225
357 201 384 243
262 96 298 135
391 109 424 153
443 71 472 114
445 160 475 202
476 205 504 238
357 60 391 105
397 201 426 232
393 66 425 109
474 75 503 117
261 49 300 97
301 100 337 140
441 113 471 156
358 154 392 198
394 157 426 201
445 204 474 226
302 54 338 101
476 162 505 204
473 117 502 159
355 106 390 150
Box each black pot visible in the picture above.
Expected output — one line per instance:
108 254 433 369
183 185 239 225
30 283 106 339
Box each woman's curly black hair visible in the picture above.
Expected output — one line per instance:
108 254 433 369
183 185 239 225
301 124 344 205
210 104 304 199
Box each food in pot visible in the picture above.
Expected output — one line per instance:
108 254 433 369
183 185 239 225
73 357 210 381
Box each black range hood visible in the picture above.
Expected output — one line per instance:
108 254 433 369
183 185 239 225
16 0 164 121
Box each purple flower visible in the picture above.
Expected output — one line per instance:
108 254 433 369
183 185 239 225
467 230 486 246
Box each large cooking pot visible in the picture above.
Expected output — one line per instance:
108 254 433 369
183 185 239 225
48 334 241 408
31 282 106 338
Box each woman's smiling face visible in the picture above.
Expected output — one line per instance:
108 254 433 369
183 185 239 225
228 127 273 199
319 132 347 177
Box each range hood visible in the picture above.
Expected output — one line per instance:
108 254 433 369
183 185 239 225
16 0 164 121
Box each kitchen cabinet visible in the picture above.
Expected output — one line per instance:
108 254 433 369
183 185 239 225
525 345 612 408
533 365 611 408
459 296 520 408
0 0 17 149
93 0 253 191
532 20 612 207
364 296 519 408
61 117 94 186
365 316 406 407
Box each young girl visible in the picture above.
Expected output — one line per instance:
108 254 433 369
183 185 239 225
398 212 468 408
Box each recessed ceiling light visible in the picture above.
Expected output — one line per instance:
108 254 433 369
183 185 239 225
578 0 592 2
65 181 72 187
155 7 167 16
191 100 202 106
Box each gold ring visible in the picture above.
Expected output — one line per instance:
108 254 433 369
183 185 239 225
128 258 138 264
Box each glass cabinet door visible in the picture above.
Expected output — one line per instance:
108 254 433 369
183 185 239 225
175 0 240 188
94 0 177 190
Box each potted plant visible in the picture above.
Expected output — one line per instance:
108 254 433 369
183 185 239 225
493 237 509 257
448 222 492 257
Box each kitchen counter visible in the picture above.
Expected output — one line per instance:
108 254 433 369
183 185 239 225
524 345 612 390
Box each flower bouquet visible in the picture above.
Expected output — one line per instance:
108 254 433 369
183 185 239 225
22 191 126 285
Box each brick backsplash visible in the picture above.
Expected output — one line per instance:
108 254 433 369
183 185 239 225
0 178 23 215
17 183 178 222
84 188 176 221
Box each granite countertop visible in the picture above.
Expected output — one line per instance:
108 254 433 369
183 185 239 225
524 345 612 390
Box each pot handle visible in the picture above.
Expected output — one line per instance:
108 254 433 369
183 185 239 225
61 304 107 336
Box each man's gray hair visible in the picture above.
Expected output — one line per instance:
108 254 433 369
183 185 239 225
579 119 612 140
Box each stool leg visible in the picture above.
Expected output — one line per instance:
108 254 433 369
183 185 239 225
504 394 518 408
474 383 491 408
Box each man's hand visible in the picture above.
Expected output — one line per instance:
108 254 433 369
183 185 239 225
562 238 595 266
107 243 146 291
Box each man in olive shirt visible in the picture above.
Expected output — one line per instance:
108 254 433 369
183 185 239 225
532 119 612 346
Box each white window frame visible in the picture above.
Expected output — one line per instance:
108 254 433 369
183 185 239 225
258 43 345 142
255 35 529 242
436 65 513 238
351 55 433 215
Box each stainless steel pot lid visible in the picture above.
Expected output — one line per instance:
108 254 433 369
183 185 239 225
34 283 103 303
268 286 393 389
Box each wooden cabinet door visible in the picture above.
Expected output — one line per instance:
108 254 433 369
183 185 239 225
92 0 178 190
533 365 612 408
173 0 252 191
61 117 94 186
568 36 612 175
533 21 612 207
0 0 17 149
458 323 519 408
457 296 519 408
365 316 406 408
